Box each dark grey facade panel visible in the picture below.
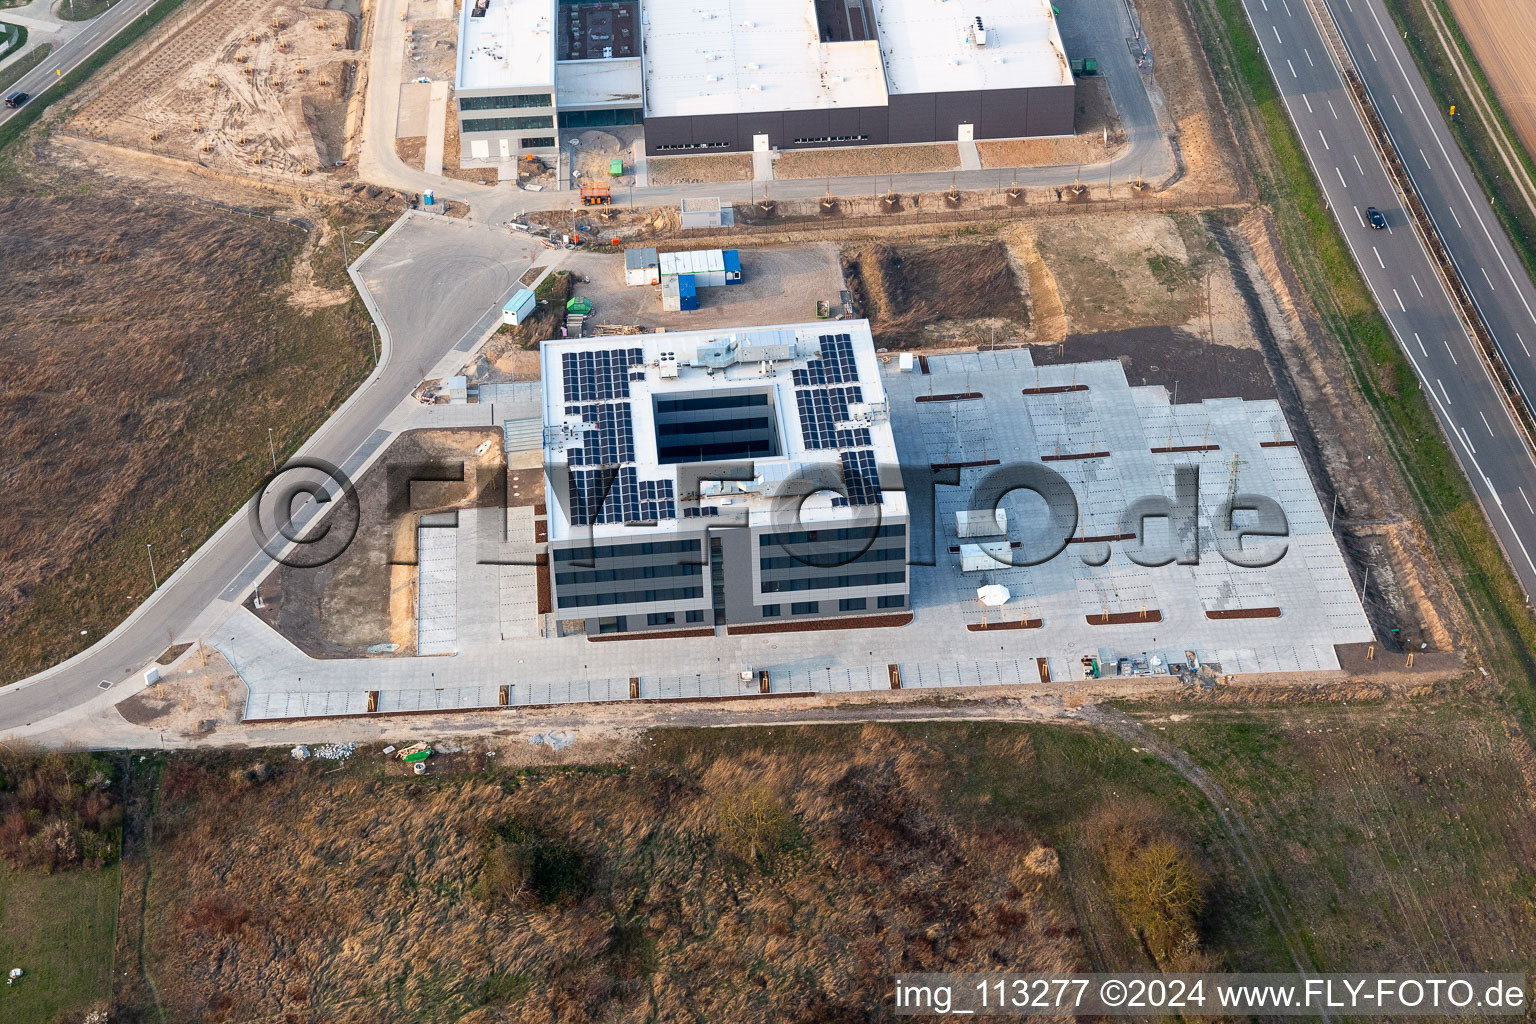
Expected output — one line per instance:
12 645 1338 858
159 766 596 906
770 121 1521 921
886 93 935 145
641 83 1074 155
1026 84 1075 136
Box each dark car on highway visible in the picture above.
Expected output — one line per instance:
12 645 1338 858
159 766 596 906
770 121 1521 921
4 92 28 108
1367 206 1387 230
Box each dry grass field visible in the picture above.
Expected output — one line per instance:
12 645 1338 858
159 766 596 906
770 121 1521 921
115 724 1229 1023
0 700 1529 1022
0 193 378 683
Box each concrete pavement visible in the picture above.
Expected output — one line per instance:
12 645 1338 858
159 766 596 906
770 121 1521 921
1238 0 1536 599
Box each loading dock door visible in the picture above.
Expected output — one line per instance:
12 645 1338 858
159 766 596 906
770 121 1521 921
499 138 511 159
958 123 974 142
753 133 770 152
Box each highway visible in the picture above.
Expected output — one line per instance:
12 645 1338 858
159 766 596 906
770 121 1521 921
0 215 539 737
0 0 159 127
1239 0 1536 600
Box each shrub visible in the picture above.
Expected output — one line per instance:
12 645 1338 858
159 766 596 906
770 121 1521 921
478 818 589 908
0 750 121 871
716 785 797 870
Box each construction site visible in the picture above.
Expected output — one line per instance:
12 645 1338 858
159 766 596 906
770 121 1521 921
61 0 367 179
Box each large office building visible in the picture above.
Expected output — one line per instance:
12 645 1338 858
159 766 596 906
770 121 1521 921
540 322 909 636
455 0 1072 160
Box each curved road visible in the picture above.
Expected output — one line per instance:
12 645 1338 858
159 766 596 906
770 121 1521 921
0 214 540 737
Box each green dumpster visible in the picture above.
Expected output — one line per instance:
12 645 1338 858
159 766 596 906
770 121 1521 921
566 296 593 315
609 158 623 176
403 748 433 763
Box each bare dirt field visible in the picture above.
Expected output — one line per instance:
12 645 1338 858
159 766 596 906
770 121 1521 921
774 142 960 180
63 0 366 181
1441 0 1536 159
842 239 1031 347
978 77 1127 170
645 152 754 185
1137 0 1248 198
1019 211 1249 339
252 427 512 657
0 192 378 683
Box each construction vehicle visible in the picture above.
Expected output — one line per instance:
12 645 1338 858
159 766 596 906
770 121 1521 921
579 180 611 205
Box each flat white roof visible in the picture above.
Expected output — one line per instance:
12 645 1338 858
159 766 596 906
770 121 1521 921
643 0 888 118
541 321 907 541
456 0 556 92
555 57 643 107
641 0 1068 118
874 0 1071 93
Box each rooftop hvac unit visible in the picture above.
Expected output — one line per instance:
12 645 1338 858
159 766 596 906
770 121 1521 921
972 16 987 45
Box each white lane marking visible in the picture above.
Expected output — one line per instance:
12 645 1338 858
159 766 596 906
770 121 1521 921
1414 332 1427 356
1519 332 1531 357
1393 288 1405 311
1318 129 1330 150
1521 487 1534 515
1353 205 1366 227
1411 274 1424 297
1450 206 1463 228
1461 426 1477 455
1372 246 1384 268
1366 41 1378 61
1336 166 1348 188
1281 0 1292 12
1352 154 1365 175
1276 17 1536 588
1273 25 1282 43
1437 378 1451 404
1260 0 1268 8
1303 93 1313 113
1392 93 1402 114
1481 266 1494 290
1420 148 1431 169
1443 338 1459 365
1305 47 1315 66
1364 0 1536 337
1480 411 1495 436
1287 58 1297 78
1327 98 1339 119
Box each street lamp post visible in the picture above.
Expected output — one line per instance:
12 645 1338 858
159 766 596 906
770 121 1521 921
146 543 159 590
267 427 278 471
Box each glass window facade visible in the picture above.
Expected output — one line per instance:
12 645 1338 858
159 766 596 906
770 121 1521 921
461 115 554 133
459 93 553 111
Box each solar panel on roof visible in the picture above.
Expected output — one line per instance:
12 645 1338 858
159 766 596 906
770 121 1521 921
794 385 865 450
836 449 883 507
